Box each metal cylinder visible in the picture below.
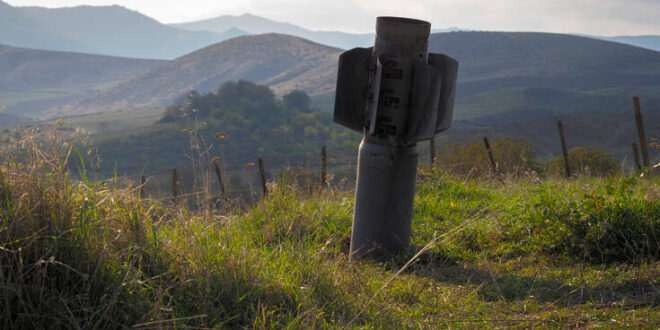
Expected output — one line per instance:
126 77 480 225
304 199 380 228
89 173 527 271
350 140 418 259
349 17 431 260
374 16 431 59
371 17 431 146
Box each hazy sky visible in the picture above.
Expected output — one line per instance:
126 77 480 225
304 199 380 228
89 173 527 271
7 0 660 36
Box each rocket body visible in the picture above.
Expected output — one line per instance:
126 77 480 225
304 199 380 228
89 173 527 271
333 17 459 260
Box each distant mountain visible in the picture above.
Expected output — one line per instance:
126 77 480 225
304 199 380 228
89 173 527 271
173 14 469 50
172 13 374 49
66 34 341 115
0 44 165 118
0 1 80 52
67 31 660 118
605 35 660 52
35 30 658 174
0 1 236 59
431 32 660 96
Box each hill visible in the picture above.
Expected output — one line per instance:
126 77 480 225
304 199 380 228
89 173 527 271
0 1 80 53
70 31 660 118
0 1 234 59
172 14 464 50
67 34 341 115
0 44 165 118
65 32 660 176
607 35 660 52
5 30 659 163
172 13 373 50
430 32 660 99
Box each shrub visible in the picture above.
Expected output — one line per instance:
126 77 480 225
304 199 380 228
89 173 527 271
554 178 659 262
546 146 619 177
438 138 538 177
505 177 660 263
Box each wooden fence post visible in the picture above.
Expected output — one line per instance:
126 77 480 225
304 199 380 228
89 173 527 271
257 158 267 198
483 137 497 175
212 157 226 199
140 175 146 199
320 146 327 188
172 168 179 203
632 143 642 171
429 137 436 166
557 120 571 178
632 96 650 167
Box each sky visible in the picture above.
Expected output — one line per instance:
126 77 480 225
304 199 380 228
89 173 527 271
6 0 660 36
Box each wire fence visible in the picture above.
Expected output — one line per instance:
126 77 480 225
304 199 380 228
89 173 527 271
104 139 658 211
81 96 658 210
99 149 361 210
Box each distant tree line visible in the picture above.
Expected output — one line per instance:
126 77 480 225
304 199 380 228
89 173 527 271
95 80 630 179
92 81 358 176
162 80 314 123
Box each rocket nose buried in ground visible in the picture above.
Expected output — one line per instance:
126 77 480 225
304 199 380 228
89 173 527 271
333 16 459 260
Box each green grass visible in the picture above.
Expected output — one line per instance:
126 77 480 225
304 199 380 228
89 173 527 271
1 155 658 328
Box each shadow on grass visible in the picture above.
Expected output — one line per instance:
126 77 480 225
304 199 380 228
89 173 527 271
387 249 658 308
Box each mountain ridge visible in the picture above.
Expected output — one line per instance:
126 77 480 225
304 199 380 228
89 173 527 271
606 35 660 52
60 33 341 116
61 31 660 120
172 13 374 49
3 0 657 56
0 43 166 117
0 1 233 59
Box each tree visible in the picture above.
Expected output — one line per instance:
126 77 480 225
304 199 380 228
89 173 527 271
283 90 311 112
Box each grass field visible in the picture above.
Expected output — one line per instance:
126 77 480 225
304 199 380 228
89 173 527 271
1 133 658 329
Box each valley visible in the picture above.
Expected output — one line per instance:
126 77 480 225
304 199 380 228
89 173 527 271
3 28 659 177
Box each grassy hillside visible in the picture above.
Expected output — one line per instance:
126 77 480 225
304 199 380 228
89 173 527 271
6 32 660 173
454 88 660 120
71 34 341 114
1 135 658 328
0 44 165 118
433 32 660 95
0 45 164 91
69 31 660 117
8 30 660 122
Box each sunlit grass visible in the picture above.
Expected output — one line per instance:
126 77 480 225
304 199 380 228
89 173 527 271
0 129 658 328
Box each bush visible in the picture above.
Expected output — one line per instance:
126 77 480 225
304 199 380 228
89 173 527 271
505 177 660 263
546 146 619 177
438 138 538 177
283 90 312 112
546 147 620 177
415 173 660 263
